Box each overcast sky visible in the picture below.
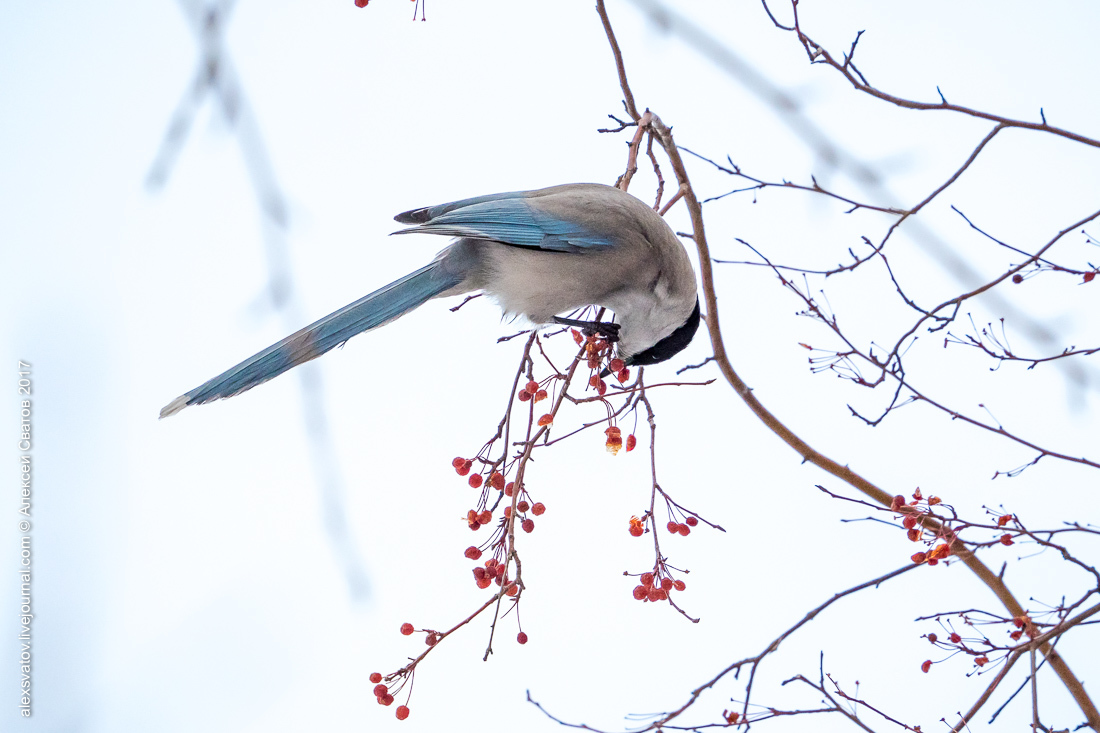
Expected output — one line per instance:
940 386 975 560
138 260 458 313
2 1 1098 732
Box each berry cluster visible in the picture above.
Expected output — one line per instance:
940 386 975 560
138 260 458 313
920 612 1035 674
517 379 549 404
631 569 687 603
369 674 409 719
893 489 954 564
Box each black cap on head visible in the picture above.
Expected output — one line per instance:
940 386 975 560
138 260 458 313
625 298 700 367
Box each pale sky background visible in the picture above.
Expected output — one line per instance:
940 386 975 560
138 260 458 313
2 1 1098 732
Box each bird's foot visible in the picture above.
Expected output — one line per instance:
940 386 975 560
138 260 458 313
552 316 621 343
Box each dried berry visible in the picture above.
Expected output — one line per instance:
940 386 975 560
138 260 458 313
517 631 528 644
369 672 383 684
468 474 483 489
521 518 535 533
373 683 388 698
464 546 482 560
921 660 932 673
632 585 647 600
400 623 414 636
396 705 410 720
685 516 698 527
673 579 686 591
531 502 545 516
625 434 637 452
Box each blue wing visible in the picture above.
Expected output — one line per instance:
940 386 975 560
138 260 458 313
161 261 461 417
393 191 614 253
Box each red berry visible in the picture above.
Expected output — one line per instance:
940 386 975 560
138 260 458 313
632 585 647 600
473 567 488 581
489 472 505 490
355 0 369 7
456 462 471 476
999 533 1014 546
660 577 673 591
526 380 540 394
902 516 917 529
517 500 530 513
927 633 938 643
891 495 906 511
400 623 414 635
571 329 583 345
640 572 654 587
667 521 678 534
465 546 482 560
625 434 637 452
629 525 644 537
468 474 483 489
505 583 518 597
531 502 546 516
975 656 988 666
517 631 528 644
381 693 394 706
451 456 465 468
616 368 630 383
677 524 691 536
911 551 927 564
369 672 382 684
921 660 932 673
426 633 439 647
950 633 961 643
518 390 531 402
521 518 535 533
494 563 506 577
476 576 492 589
1085 271 1096 283
609 358 625 372
396 705 410 720
504 482 515 496
373 683 388 697
1011 274 1023 284
685 516 698 527
478 510 492 525
907 528 921 542
534 389 548 402
673 579 686 591
647 587 662 602
537 414 554 427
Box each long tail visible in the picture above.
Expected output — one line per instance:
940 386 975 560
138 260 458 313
160 262 462 418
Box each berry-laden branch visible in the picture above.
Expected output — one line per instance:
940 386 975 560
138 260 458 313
583 0 1100 730
368 309 712 717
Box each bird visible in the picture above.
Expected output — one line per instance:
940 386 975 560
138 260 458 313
160 183 700 418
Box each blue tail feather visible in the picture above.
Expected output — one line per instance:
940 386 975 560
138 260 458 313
161 262 461 417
